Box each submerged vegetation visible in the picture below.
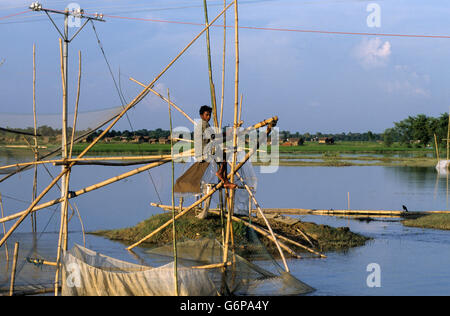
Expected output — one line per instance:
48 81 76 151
92 212 369 258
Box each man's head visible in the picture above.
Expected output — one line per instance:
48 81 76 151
199 105 212 122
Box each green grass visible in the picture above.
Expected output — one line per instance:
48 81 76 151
278 141 433 154
71 143 172 154
402 214 450 230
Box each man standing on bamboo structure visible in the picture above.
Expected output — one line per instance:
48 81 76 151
173 105 236 217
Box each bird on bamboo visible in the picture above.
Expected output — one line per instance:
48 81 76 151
402 205 408 212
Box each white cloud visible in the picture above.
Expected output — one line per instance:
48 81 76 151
354 38 391 69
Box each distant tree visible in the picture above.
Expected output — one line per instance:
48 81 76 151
383 128 395 147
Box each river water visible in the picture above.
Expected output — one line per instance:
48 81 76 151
0 151 449 295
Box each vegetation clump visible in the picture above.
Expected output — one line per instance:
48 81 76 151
92 212 369 258
402 214 450 231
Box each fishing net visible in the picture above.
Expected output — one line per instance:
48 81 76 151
0 106 123 132
0 106 123 178
144 228 315 296
60 244 218 296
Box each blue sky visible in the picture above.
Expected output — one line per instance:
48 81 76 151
1 0 450 133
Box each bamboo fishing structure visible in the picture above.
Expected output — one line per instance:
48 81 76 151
0 0 310 296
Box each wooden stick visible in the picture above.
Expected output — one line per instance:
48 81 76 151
129 77 196 125
203 0 219 128
126 146 257 250
9 242 19 296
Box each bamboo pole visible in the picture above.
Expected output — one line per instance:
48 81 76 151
219 0 227 130
210 210 301 259
238 94 243 125
69 50 82 159
0 152 193 225
234 171 290 271
203 0 219 128
223 0 240 264
31 44 38 233
447 112 450 161
126 146 257 250
0 154 188 170
295 228 315 249
192 262 232 269
435 133 440 163
9 242 19 296
0 194 8 261
167 89 179 296
129 77 196 126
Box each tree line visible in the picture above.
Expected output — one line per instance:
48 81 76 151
382 113 449 147
4 113 449 147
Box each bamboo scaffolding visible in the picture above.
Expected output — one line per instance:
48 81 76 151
126 146 257 250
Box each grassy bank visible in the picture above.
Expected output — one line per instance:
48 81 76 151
402 214 450 230
92 212 369 258
71 143 171 154
278 141 434 154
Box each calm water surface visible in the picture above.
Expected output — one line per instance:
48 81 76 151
0 152 449 295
